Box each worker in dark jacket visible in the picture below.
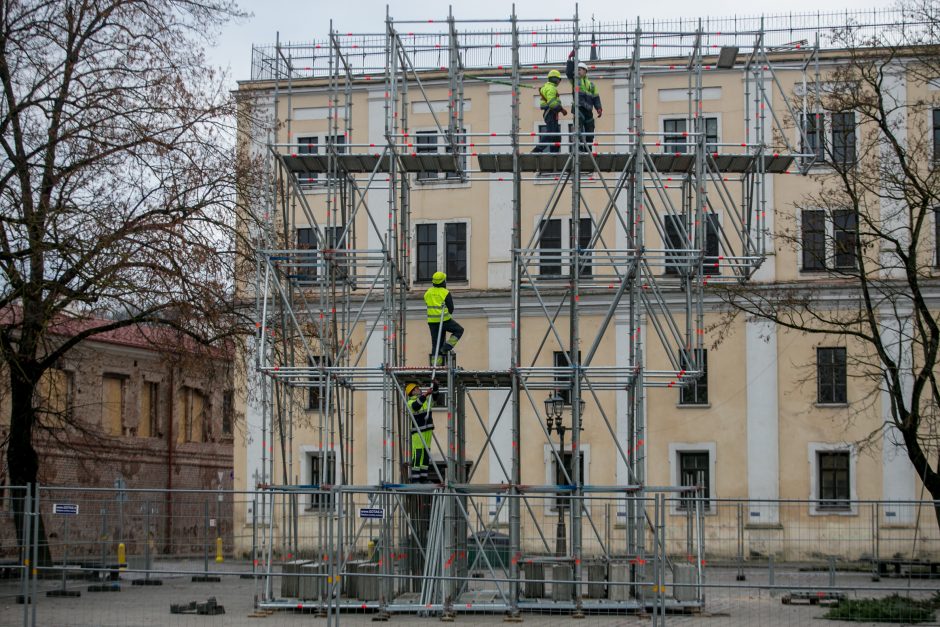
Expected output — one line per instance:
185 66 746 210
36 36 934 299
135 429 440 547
406 380 439 482
424 271 463 363
532 69 568 153
566 51 603 151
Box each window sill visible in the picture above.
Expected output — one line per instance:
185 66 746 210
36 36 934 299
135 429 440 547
676 403 711 409
815 402 849 408
810 507 857 517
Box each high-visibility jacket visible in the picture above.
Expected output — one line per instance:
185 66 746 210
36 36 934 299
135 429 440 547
565 60 602 115
539 82 562 111
408 393 433 433
424 286 452 323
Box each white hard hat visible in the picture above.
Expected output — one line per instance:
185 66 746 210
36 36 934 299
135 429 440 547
578 62 588 71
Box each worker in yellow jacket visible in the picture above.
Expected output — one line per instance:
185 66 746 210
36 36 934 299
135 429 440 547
424 271 463 363
532 69 568 153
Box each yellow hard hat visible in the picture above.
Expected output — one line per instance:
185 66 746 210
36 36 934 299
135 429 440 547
547 69 562 79
405 383 418 396
432 271 447 285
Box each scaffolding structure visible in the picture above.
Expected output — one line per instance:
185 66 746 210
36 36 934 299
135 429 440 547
244 6 835 619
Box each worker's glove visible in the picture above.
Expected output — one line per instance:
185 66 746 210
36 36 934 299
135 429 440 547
560 107 568 116
431 380 440 392
568 49 576 59
597 108 603 118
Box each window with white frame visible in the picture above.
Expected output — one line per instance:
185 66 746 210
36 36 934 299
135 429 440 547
414 221 468 283
415 129 466 182
668 442 716 513
799 209 858 272
662 117 718 153
538 218 593 277
799 111 856 167
543 444 590 513
307 450 336 511
809 443 856 515
663 213 720 275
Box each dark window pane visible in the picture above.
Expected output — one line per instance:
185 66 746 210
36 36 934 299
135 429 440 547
817 347 847 404
572 217 592 277
705 117 719 152
680 349 708 405
445 128 466 180
554 451 585 510
307 355 322 410
539 219 562 276
296 228 317 282
553 350 581 405
936 208 940 268
678 452 710 511
818 451 850 510
445 222 467 281
298 137 318 185
833 209 857 270
934 110 940 164
664 214 686 275
831 112 856 165
309 451 336 510
802 113 825 162
416 131 438 180
416 224 437 282
801 210 826 270
664 118 687 153
704 213 720 275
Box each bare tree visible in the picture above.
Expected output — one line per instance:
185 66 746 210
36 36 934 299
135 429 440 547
719 0 940 526
0 0 260 561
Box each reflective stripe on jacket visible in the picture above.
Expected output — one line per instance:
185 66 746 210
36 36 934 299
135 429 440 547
409 394 433 432
539 82 561 111
424 286 452 323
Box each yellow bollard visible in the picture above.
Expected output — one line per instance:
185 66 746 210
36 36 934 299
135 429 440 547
215 536 224 563
117 542 126 569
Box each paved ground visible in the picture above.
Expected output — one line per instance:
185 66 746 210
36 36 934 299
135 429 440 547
0 561 938 626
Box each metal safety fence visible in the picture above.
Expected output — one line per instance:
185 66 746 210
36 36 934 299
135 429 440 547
0 487 938 625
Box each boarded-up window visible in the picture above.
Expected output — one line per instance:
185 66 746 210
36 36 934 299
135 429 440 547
140 381 160 438
178 386 206 443
102 374 125 436
37 368 73 429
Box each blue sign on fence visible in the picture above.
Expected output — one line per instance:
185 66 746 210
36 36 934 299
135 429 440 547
358 508 385 520
53 503 79 516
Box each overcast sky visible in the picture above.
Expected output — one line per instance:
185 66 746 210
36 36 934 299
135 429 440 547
208 0 894 86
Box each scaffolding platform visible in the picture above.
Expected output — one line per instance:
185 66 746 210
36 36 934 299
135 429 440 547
279 153 460 173
477 152 794 174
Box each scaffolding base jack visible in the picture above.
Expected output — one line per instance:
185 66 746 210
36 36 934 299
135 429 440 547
503 611 524 623
371 611 390 622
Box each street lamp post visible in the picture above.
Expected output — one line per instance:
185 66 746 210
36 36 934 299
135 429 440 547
544 394 585 558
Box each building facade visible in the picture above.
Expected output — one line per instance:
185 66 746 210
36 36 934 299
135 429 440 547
0 324 236 555
234 12 940 561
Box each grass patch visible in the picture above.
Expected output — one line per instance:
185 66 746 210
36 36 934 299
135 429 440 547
823 595 935 623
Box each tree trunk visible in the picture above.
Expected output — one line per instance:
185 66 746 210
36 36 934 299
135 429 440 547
8 369 52 567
